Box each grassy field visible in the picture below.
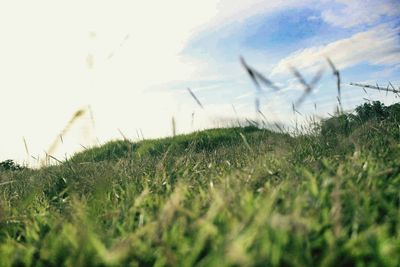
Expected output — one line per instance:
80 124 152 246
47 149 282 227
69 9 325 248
1 101 400 266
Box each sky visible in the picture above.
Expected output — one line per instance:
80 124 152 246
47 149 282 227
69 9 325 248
0 0 399 165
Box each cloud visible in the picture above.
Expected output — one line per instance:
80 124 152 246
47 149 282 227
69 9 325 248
198 0 312 31
321 0 400 28
271 24 400 77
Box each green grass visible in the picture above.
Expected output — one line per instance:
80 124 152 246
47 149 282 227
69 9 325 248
1 101 400 266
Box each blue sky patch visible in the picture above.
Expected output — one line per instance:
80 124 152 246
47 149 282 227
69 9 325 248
243 8 327 49
182 7 360 65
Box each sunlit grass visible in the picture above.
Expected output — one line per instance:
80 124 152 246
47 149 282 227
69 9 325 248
0 101 399 266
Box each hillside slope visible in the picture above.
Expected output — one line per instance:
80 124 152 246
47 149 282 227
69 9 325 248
1 101 400 266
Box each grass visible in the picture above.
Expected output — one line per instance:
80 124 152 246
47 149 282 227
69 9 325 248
0 101 400 266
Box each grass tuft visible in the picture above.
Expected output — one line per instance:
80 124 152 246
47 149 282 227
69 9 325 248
1 101 400 266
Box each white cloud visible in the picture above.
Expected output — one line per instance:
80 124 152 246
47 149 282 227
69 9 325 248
321 0 400 28
213 0 312 25
271 24 400 77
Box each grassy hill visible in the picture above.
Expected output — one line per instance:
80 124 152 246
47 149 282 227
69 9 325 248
1 101 400 266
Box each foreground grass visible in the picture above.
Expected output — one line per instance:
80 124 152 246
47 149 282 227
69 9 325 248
1 101 400 266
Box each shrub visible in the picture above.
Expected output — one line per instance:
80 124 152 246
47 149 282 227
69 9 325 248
0 159 24 171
